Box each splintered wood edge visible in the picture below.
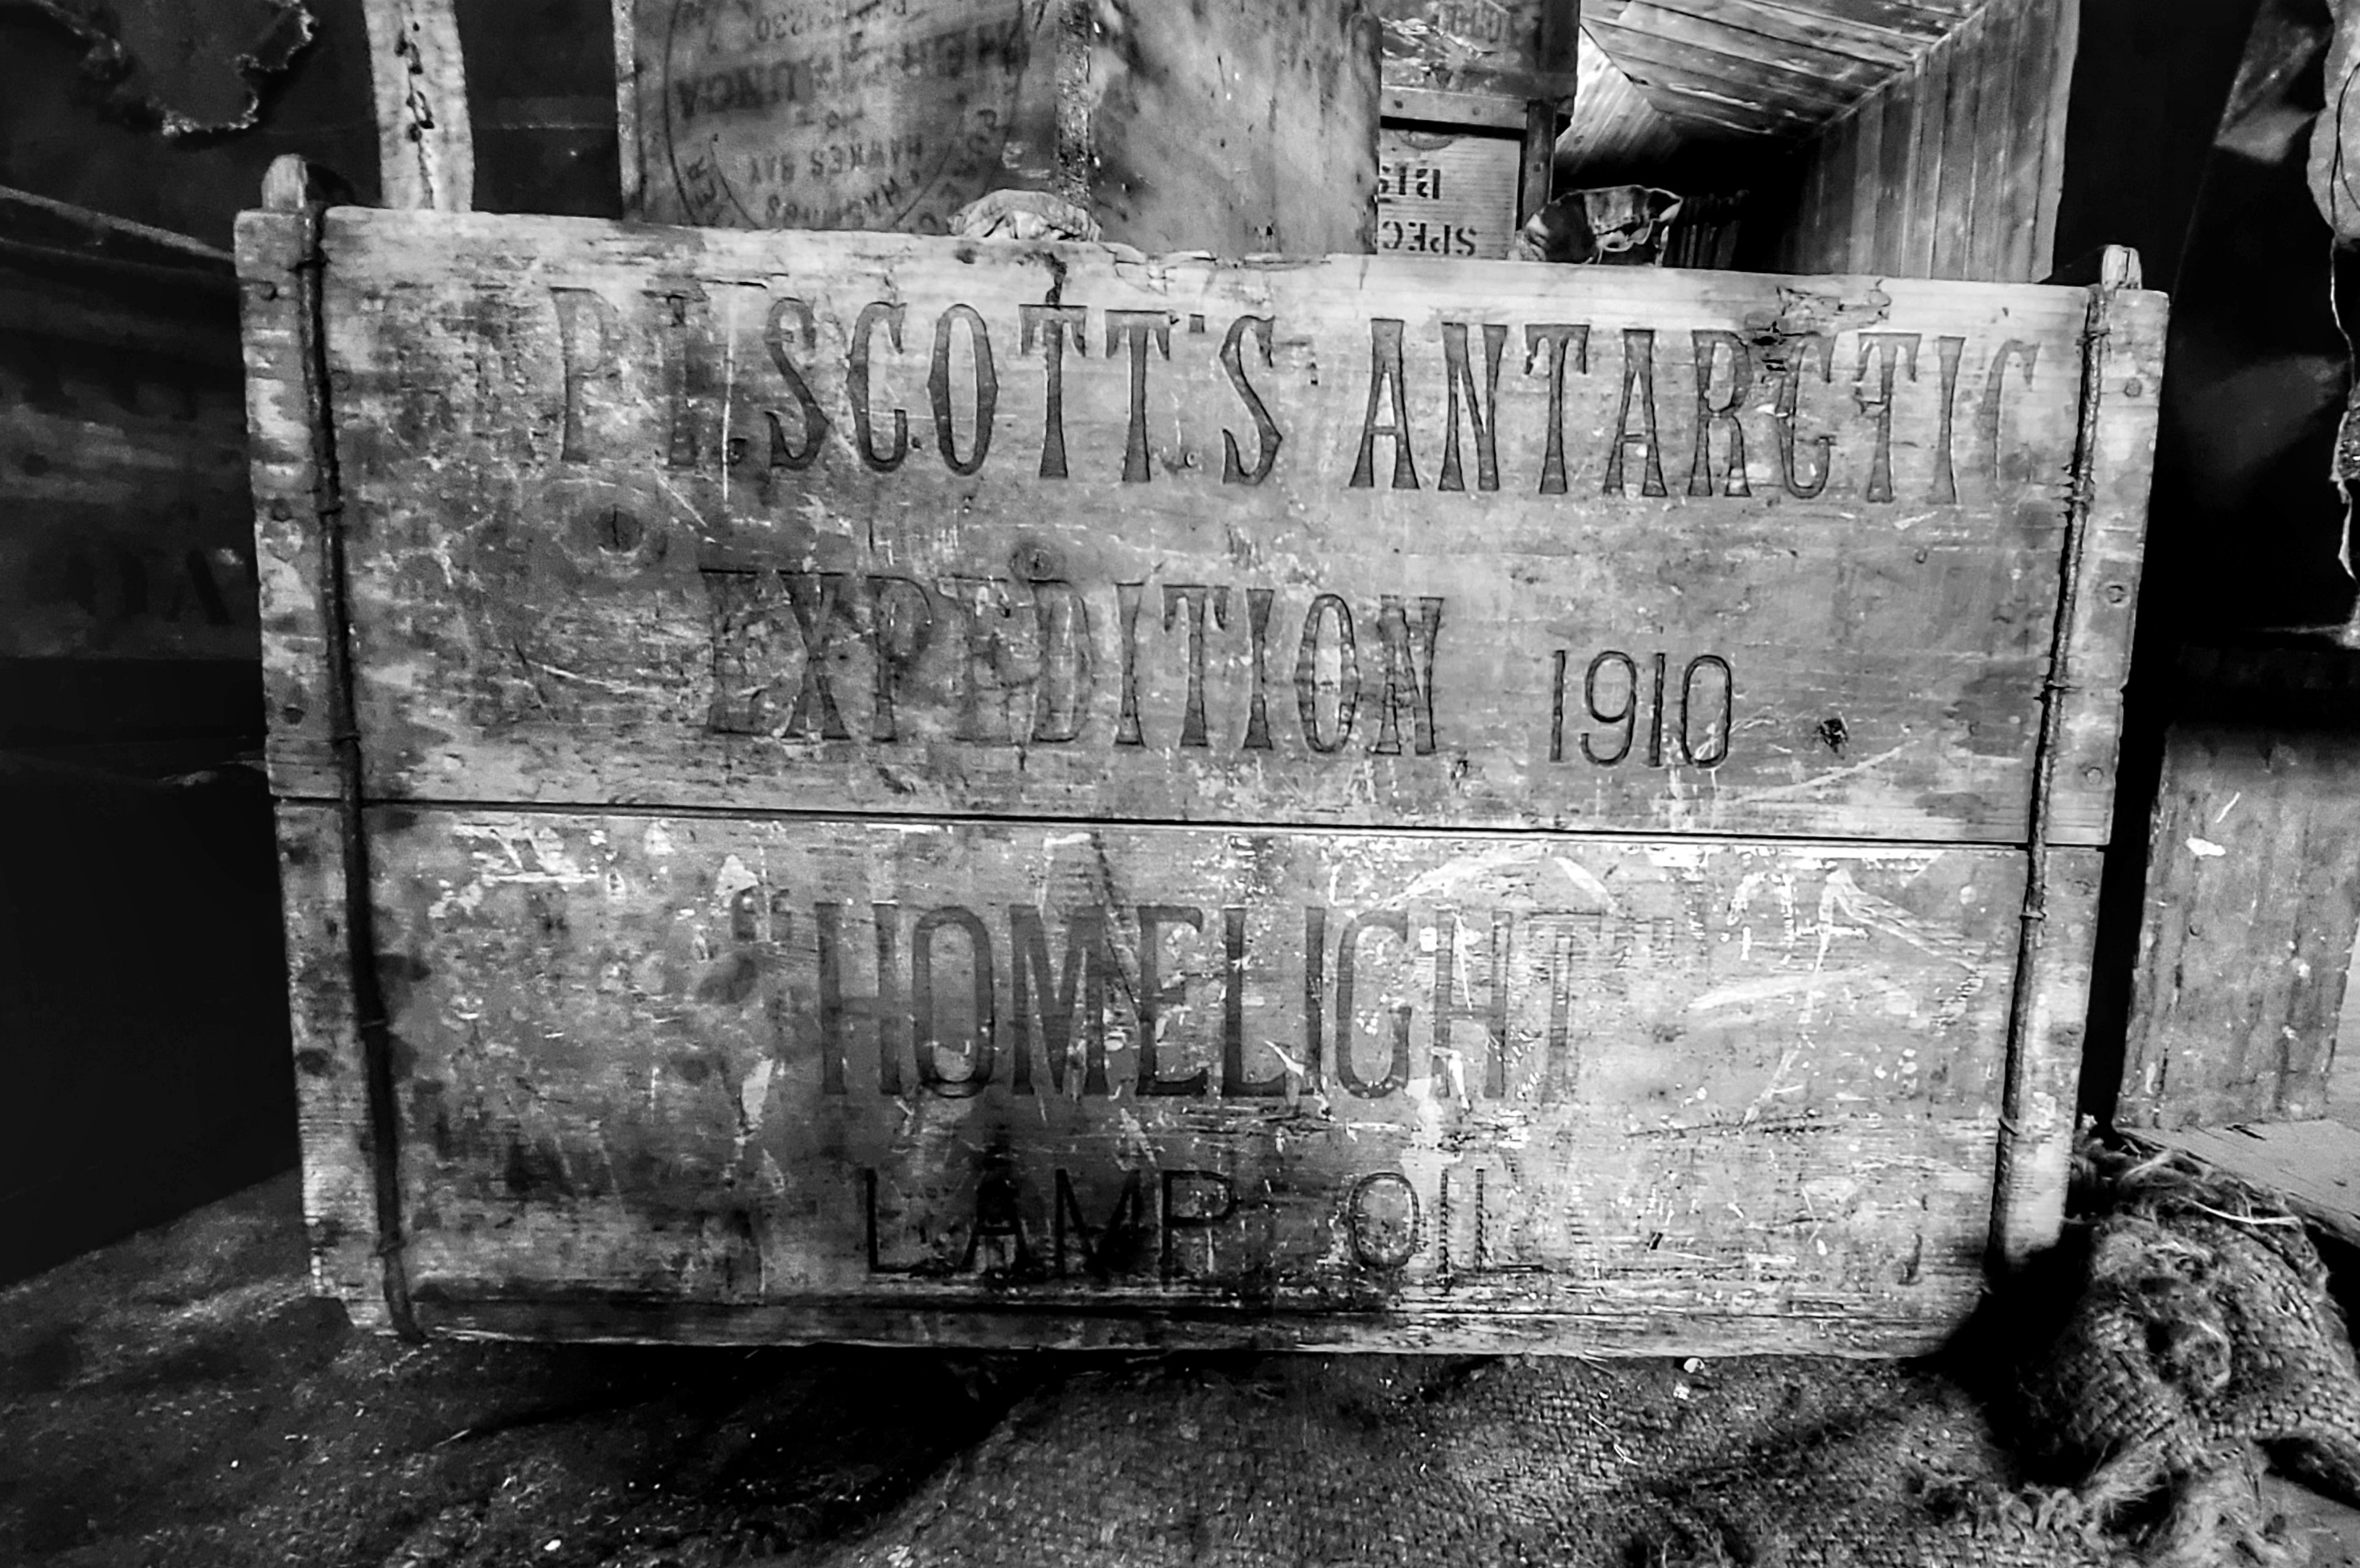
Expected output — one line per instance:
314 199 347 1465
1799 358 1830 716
234 207 340 802
360 0 474 212
239 203 384 1323
612 0 641 213
411 1298 1963 1358
2046 281 2166 851
1993 844 2101 1265
276 803 388 1326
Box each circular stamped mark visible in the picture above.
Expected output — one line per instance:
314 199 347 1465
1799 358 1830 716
657 0 1049 233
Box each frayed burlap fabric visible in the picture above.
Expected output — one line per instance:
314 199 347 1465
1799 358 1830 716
2019 1147 2360 1565
791 1147 2360 1568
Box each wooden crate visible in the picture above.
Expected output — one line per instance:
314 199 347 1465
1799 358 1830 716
1377 105 1528 261
235 183 2163 1352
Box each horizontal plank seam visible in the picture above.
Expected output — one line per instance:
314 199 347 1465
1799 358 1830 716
286 790 2107 852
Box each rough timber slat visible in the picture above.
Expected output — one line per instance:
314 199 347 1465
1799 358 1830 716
233 200 2163 1351
254 209 2122 847
274 804 387 1324
372 807 2023 1354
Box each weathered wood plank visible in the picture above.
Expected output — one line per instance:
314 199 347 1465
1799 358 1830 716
2046 274 2161 855
1899 46 1946 279
371 805 2026 1352
1385 86 1529 129
234 209 341 811
1595 2 1890 86
2122 724 2360 1129
2143 1122 2360 1251
1626 0 1919 71
1928 5 1985 281
238 199 2165 1352
362 0 474 212
1966 0 2025 284
618 0 1377 254
276 803 387 1324
1818 107 1859 277
1086 0 1381 256
1845 101 1883 273
1564 28 1685 186
1870 84 1913 276
1593 49 1824 137
277 210 2136 845
1582 18 1862 117
2028 0 2076 282
1377 126 1525 260
1997 0 2054 284
1991 844 2098 1266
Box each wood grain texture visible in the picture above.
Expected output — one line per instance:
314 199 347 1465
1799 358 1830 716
2028 0 2075 284
362 0 475 212
618 0 1377 255
1763 0 2079 284
2143 1123 2360 1251
271 209 2139 845
1086 0 1381 256
235 211 340 793
2047 277 2163 852
1571 0 1952 166
1966 0 2024 285
1926 2 1982 283
1562 28 1685 187
1992 844 2097 1266
276 803 388 1324
371 806 2021 1353
2122 725 2360 1130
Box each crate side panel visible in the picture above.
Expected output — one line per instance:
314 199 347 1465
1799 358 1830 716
316 213 2099 841
372 807 2024 1351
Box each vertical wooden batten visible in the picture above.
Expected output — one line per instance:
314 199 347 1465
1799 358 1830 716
1992 248 2165 1266
362 0 475 212
237 155 417 1336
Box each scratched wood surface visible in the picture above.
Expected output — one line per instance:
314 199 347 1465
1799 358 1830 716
360 805 2021 1352
233 202 2163 1351
2122 722 2360 1131
241 208 2150 847
618 0 1378 255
